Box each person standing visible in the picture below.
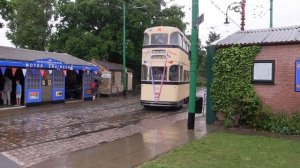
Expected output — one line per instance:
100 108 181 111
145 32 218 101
16 80 22 106
3 76 12 106
91 80 97 101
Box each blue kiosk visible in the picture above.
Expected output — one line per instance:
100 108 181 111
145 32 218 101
0 46 98 106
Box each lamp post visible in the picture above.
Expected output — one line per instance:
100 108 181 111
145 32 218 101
270 0 273 28
122 1 145 97
123 0 126 97
224 0 246 31
188 0 199 130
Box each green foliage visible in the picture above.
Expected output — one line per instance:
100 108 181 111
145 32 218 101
5 0 55 50
206 31 220 46
211 46 261 126
48 0 186 84
248 107 300 135
224 118 234 128
0 0 11 20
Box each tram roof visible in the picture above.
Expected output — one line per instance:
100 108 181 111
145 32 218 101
144 26 182 33
0 46 95 66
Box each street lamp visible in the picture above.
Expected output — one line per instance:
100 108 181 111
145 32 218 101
224 0 246 31
122 0 126 97
122 1 145 96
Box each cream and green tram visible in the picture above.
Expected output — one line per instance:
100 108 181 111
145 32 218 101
140 26 191 108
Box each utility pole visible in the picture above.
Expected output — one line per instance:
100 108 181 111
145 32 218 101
270 0 273 28
188 0 199 130
122 0 127 97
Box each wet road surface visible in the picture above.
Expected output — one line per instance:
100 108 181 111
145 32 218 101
0 95 204 167
30 117 206 168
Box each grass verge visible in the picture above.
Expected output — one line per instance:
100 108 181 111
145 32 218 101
141 132 300 168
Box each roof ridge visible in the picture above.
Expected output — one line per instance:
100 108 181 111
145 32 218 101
215 25 300 47
240 25 300 34
0 45 70 56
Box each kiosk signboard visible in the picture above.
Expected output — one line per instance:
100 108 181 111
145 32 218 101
296 61 300 92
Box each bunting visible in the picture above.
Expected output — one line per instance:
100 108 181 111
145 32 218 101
12 68 17 76
48 70 53 74
40 69 45 77
76 70 79 74
22 69 27 77
63 70 67 76
1 67 6 76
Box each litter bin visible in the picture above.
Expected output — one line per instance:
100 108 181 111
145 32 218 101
195 97 203 113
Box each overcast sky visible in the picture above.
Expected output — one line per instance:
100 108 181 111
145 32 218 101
1 0 300 47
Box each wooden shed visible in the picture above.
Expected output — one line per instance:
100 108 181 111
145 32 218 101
91 60 133 96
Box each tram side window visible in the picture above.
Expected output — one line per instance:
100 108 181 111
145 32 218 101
180 66 183 81
170 32 179 45
150 67 167 80
143 33 149 46
169 65 179 81
178 34 183 48
184 70 189 81
151 33 168 45
183 41 187 51
141 65 148 80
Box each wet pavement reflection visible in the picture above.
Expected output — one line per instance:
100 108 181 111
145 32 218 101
30 117 206 168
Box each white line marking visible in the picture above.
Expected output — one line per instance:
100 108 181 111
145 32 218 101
1 152 25 166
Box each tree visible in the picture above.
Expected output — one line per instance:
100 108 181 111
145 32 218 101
49 0 186 85
0 0 11 28
5 0 56 50
206 31 221 46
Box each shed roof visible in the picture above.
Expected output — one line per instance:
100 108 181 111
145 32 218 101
0 46 94 66
93 60 133 72
214 25 300 47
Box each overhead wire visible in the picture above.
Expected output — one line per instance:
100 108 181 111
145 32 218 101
207 0 241 28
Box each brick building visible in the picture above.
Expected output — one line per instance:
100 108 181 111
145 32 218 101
210 26 300 114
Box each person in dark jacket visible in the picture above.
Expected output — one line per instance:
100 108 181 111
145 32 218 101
3 76 12 106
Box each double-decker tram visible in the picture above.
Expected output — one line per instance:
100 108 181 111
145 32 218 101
140 26 191 108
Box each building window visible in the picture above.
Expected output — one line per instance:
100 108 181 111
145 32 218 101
252 60 275 84
26 69 41 89
53 70 64 89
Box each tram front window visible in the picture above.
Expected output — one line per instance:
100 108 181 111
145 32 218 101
169 65 179 81
150 67 167 80
151 33 168 45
